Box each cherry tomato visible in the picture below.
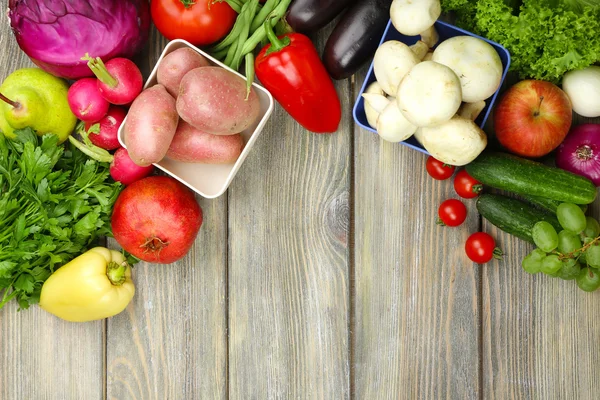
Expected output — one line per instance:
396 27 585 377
151 0 237 46
465 232 499 263
426 156 455 180
454 170 482 199
437 199 467 227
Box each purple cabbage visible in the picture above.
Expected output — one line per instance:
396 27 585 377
9 0 151 80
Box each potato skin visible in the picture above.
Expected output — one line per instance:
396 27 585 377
123 84 179 167
157 48 210 97
166 120 244 164
177 67 260 135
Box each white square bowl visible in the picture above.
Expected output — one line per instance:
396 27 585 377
117 39 274 199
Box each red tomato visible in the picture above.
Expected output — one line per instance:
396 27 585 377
437 199 467 227
465 232 499 263
426 156 455 180
454 170 482 199
151 0 237 46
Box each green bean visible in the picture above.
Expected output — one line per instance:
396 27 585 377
211 47 229 61
239 0 292 57
250 0 279 33
210 8 248 52
224 0 242 13
230 0 259 70
223 39 239 67
244 53 255 100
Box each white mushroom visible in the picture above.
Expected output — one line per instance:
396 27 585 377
373 40 421 96
362 92 391 129
422 50 434 62
457 100 486 121
409 41 430 60
419 116 487 166
420 26 439 48
397 61 462 127
432 35 503 103
376 102 418 143
413 127 424 144
362 82 389 128
390 0 441 36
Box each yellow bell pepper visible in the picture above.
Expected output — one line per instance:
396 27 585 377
39 247 135 322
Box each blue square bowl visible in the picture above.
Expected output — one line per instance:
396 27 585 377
352 19 511 155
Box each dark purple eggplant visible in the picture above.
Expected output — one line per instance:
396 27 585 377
287 0 354 34
323 0 392 80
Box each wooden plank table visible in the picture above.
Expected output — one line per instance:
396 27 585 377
1 15 599 400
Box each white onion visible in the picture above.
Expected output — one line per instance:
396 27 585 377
562 66 600 118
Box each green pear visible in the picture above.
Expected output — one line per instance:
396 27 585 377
0 68 77 143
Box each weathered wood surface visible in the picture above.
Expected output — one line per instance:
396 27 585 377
0 30 105 400
104 28 229 400
1 8 600 400
352 66 481 399
481 114 600 400
227 24 352 399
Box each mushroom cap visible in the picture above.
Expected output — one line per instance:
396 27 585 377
390 0 441 36
373 40 421 97
376 102 417 143
432 36 503 103
420 116 487 166
397 61 462 127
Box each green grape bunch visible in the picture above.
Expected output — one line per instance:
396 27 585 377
522 202 600 292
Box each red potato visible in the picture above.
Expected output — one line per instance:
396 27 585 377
123 84 179 166
157 48 210 97
166 120 244 164
177 67 260 135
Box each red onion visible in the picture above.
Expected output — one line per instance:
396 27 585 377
556 124 600 186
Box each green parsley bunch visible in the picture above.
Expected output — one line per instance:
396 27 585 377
0 129 122 309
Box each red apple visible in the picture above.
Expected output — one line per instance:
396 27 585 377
494 80 572 158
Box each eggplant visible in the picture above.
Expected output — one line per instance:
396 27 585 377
323 0 393 80
287 0 354 34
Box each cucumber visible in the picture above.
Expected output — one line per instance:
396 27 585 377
520 194 588 214
466 152 597 205
476 194 562 244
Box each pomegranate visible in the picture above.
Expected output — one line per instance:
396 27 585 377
111 176 203 263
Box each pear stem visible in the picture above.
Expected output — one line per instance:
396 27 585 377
0 92 19 109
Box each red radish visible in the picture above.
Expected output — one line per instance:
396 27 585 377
67 78 109 122
85 106 126 150
110 147 154 186
111 176 203 264
83 54 143 105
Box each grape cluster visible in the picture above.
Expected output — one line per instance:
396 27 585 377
522 203 600 292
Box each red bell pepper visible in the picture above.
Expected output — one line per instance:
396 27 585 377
254 21 342 134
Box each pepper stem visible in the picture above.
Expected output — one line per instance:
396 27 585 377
264 17 290 56
0 92 20 109
106 261 129 286
81 53 118 88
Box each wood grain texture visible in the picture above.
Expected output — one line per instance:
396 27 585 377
105 28 228 400
106 194 228 400
352 67 481 399
226 27 352 399
0 26 105 400
481 114 600 400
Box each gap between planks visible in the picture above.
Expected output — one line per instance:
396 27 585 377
348 73 358 400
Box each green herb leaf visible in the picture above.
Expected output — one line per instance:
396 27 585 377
0 129 123 310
